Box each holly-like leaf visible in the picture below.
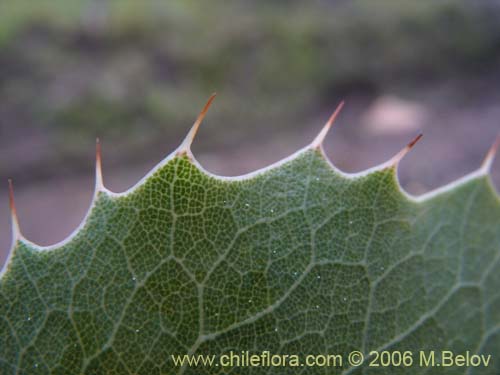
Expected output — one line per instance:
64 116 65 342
1 98 499 374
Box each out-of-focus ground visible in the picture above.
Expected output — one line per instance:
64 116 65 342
1 0 500 266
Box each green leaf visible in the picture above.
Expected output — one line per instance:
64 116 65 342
1 102 499 374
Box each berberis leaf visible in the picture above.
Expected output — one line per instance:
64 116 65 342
1 98 499 374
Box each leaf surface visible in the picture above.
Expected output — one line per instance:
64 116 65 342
1 137 499 374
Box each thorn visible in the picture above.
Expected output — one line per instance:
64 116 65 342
480 134 500 173
311 100 345 149
8 179 21 241
95 138 104 191
178 93 217 153
386 133 423 168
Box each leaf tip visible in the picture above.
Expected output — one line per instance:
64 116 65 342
178 93 217 154
7 179 21 241
311 100 345 149
386 133 423 168
480 133 500 174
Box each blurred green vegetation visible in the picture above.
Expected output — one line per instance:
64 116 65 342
1 0 500 180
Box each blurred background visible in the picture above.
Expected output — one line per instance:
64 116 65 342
1 0 500 266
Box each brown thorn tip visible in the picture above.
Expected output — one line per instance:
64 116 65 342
311 100 345 148
481 134 500 173
96 138 101 163
407 133 423 149
95 138 103 189
8 179 15 214
8 179 20 237
180 93 217 151
387 133 423 167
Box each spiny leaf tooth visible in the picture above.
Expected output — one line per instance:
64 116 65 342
8 179 21 243
310 100 345 149
480 134 500 174
95 138 104 192
178 93 217 155
384 133 423 169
